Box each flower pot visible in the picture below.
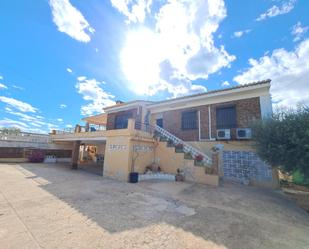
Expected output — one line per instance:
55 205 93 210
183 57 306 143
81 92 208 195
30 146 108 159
129 172 139 183
175 174 185 181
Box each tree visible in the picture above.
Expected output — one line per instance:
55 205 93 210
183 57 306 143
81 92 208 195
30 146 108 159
0 127 21 135
252 106 309 178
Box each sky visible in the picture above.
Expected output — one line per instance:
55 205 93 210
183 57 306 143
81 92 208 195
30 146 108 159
0 0 308 133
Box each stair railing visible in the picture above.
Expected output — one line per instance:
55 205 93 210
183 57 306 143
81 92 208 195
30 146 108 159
154 125 212 165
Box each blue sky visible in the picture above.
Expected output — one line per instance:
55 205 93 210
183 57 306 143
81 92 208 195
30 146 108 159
0 0 308 133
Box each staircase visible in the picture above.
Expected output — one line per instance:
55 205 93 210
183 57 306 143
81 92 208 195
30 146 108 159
154 125 212 166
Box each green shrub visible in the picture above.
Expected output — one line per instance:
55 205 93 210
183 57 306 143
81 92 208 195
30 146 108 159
292 170 309 186
252 106 309 178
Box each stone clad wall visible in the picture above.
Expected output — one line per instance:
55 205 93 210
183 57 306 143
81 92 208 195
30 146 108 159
222 151 273 186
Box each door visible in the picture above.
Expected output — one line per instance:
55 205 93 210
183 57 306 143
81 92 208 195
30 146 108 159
156 118 163 128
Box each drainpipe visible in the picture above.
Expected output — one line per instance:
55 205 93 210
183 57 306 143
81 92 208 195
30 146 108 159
208 106 215 141
198 110 201 141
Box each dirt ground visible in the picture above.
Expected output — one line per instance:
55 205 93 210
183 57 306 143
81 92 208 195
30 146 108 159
0 163 308 249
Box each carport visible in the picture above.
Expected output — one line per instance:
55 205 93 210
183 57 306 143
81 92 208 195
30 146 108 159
53 136 107 176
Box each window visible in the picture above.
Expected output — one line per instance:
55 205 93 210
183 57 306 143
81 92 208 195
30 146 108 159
181 111 197 130
216 106 236 129
156 118 163 128
114 113 132 129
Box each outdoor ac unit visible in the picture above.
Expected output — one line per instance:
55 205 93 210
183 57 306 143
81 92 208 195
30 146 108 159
217 129 231 140
236 128 252 139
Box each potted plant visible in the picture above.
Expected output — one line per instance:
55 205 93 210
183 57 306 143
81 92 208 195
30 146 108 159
184 152 193 159
194 154 204 166
129 147 139 183
175 168 185 181
167 139 174 147
175 143 184 152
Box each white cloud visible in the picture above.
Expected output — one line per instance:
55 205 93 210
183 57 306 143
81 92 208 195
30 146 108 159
66 124 73 128
115 0 235 97
292 22 309 42
12 85 24 90
2 101 60 133
49 0 95 42
0 83 8 89
60 104 67 108
0 76 3 80
77 76 86 81
110 0 152 24
66 68 73 73
221 81 230 87
234 39 309 107
256 0 295 21
233 29 251 38
0 96 37 113
0 118 29 130
57 118 63 122
75 77 115 115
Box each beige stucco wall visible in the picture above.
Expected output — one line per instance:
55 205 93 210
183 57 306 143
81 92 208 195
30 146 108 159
130 140 155 173
97 143 106 154
155 141 219 186
154 142 184 174
103 136 132 181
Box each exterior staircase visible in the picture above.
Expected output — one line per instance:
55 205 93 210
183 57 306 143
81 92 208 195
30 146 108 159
154 125 213 166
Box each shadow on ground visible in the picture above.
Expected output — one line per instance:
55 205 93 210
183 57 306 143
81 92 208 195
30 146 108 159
10 163 309 249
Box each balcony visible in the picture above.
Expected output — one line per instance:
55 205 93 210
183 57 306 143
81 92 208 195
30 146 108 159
51 119 154 142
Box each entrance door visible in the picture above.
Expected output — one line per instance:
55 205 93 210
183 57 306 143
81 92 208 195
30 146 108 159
156 118 163 128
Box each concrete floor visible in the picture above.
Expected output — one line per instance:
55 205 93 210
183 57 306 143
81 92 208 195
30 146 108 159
0 163 308 249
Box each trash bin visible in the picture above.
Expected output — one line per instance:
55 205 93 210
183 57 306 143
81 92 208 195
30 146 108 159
129 172 139 183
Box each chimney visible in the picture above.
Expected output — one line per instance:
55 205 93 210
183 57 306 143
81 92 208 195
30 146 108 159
116 100 124 105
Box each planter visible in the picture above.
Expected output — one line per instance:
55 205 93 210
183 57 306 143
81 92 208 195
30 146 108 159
194 160 205 167
184 152 193 159
167 139 174 147
175 174 185 181
129 172 139 183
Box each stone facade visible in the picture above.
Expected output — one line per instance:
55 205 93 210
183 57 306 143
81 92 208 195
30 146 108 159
222 151 272 185
156 97 261 141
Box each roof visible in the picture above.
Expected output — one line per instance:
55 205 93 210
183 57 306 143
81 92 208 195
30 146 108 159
103 100 154 111
82 113 107 125
148 79 271 106
101 79 271 112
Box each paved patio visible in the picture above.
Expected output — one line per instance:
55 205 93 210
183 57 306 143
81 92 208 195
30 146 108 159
0 163 308 249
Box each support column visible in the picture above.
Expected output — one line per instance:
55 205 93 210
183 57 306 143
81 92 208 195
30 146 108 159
72 141 81 170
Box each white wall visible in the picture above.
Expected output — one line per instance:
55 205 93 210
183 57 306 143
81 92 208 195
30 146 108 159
259 94 273 119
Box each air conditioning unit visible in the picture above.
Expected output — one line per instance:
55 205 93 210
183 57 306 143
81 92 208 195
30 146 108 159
236 128 252 139
217 129 231 140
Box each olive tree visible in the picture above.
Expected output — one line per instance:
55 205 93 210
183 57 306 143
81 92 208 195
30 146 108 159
252 106 309 178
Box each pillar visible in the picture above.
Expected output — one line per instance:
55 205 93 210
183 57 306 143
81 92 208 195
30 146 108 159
71 141 81 170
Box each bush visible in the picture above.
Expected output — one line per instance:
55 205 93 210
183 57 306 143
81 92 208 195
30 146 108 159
292 170 309 186
28 150 45 163
252 106 309 178
195 154 204 161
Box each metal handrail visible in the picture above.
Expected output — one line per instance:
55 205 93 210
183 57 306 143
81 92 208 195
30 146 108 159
134 121 212 165
154 125 212 165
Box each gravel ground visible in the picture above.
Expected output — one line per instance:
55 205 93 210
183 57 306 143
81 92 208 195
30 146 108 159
0 163 308 249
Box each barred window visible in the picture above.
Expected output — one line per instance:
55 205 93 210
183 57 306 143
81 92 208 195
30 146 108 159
181 111 197 130
216 106 236 129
